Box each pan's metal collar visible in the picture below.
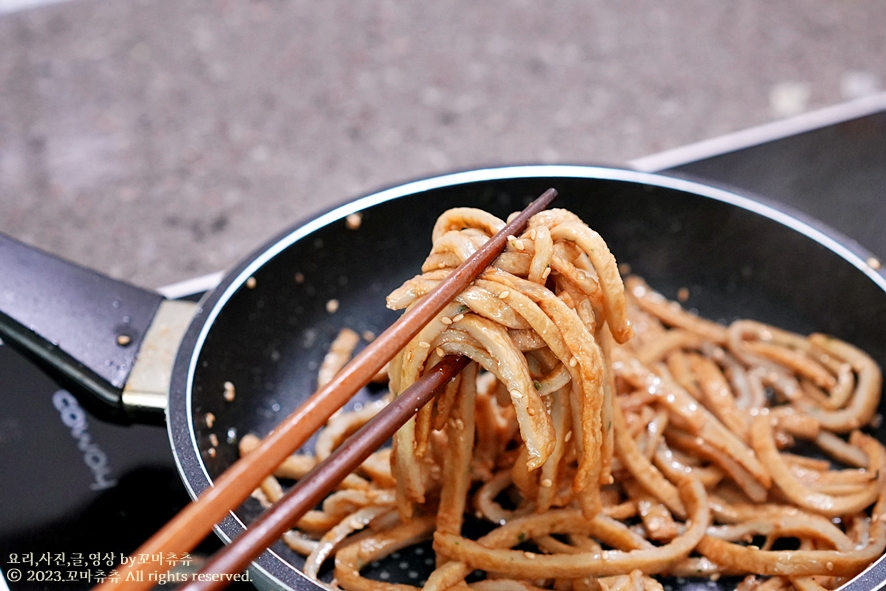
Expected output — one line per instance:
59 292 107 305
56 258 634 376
123 299 198 414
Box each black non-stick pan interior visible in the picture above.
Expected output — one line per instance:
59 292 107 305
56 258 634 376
168 166 886 591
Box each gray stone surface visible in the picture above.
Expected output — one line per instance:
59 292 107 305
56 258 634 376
1 0 885 288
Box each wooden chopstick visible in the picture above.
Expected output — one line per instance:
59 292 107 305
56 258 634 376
180 354 472 591
96 188 557 591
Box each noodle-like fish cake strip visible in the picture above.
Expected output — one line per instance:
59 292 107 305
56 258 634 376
437 362 479 538
471 579 552 591
696 528 886 578
448 314 555 469
536 387 573 513
613 399 686 518
425 230 487 266
665 427 768 503
433 476 709 578
334 515 436 591
635 330 706 366
304 505 394 578
528 225 554 285
547 222 631 344
800 334 882 432
432 208 506 243
390 303 467 512
789 577 831 591
750 416 882 517
689 354 750 442
625 277 727 344
458 285 532 329
316 400 387 461
652 444 725 489
483 270 608 514
359 449 396 488
281 530 318 555
705 514 854 551
814 431 869 468
665 350 702 401
743 341 836 390
727 321 802 401
614 350 771 494
623 480 679 542
386 269 451 310
318 328 362 388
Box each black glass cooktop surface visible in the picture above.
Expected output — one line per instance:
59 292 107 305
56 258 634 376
0 342 256 590
668 108 886 260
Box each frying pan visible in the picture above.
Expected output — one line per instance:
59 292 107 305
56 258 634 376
2 165 885 591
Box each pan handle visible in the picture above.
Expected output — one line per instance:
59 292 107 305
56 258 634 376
0 232 180 423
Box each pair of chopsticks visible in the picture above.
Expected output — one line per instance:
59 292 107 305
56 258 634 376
96 188 557 591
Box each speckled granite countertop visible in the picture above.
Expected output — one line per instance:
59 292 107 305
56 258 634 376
1 0 885 288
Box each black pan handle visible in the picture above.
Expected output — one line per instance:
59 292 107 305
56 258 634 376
0 232 168 422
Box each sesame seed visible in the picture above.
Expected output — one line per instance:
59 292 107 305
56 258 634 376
435 347 445 357
569 357 578 367
565 430 573 442
246 276 257 289
499 290 510 299
541 478 553 488
418 341 431 348
205 412 216 428
512 239 525 251
452 313 465 322
223 381 236 402
345 213 363 230
541 267 551 280
868 257 882 270
510 389 523 399
441 316 453 325
209 433 219 447
326 299 340 313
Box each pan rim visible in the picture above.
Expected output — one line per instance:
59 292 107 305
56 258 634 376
167 164 886 590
